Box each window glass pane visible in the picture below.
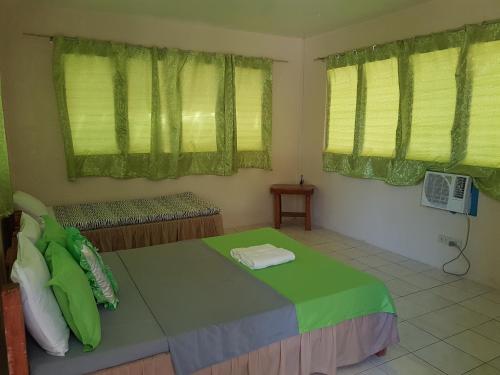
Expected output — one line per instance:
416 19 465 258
127 55 152 154
463 40 500 168
235 66 264 151
157 59 173 154
407 48 459 162
64 54 118 155
181 60 218 153
361 58 400 157
325 65 357 154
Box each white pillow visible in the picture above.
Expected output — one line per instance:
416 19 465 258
20 212 42 244
10 233 69 356
13 191 49 222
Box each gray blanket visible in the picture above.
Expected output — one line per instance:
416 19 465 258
28 253 169 375
28 241 298 375
119 240 299 375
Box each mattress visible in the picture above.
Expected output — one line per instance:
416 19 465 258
27 230 397 375
51 192 221 231
27 253 169 375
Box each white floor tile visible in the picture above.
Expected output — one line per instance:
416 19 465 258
409 305 490 339
337 358 378 375
490 356 500 370
398 321 440 352
422 269 463 283
448 279 492 295
430 284 481 303
344 247 374 258
415 341 482 375
364 268 396 282
378 252 410 264
357 255 394 267
445 330 500 362
314 242 353 252
472 320 500 344
399 259 433 273
461 296 500 318
399 274 442 290
395 290 454 321
376 263 416 278
484 292 500 304
377 354 445 375
466 364 500 375
386 278 421 297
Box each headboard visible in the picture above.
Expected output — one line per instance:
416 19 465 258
1 211 29 374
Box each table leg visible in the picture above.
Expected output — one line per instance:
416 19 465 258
278 194 282 226
305 193 311 231
273 193 281 229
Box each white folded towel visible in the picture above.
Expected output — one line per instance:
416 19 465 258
230 243 295 270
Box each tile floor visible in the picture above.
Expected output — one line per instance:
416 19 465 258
226 222 500 375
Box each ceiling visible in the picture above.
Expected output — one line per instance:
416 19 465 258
23 0 431 37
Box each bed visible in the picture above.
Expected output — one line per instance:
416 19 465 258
2 218 399 375
48 192 224 251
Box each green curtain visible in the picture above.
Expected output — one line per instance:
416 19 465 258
53 37 272 180
0 79 13 217
323 20 500 201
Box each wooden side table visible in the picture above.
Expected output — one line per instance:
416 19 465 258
270 184 315 231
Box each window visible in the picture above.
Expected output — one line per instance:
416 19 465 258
325 65 357 154
464 41 500 168
361 58 400 158
64 54 118 155
406 48 459 162
235 66 265 151
180 60 219 153
54 37 272 179
323 22 500 200
127 56 153 154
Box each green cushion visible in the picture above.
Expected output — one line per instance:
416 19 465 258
65 227 119 310
36 215 67 254
45 241 101 351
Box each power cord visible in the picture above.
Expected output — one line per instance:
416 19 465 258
442 214 471 277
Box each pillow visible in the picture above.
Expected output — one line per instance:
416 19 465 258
10 233 69 356
65 228 119 310
20 212 42 244
13 191 49 221
45 241 101 352
36 215 67 254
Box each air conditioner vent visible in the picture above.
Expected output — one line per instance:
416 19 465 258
421 172 472 214
424 173 449 207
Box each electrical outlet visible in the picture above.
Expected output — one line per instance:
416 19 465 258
438 234 463 248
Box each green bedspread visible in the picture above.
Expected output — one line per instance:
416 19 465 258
203 228 396 333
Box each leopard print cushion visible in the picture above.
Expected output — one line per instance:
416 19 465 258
53 192 220 231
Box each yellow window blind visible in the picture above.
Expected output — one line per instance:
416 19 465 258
64 54 118 155
127 56 152 154
463 40 500 168
180 60 218 153
325 65 358 154
361 58 400 158
235 66 264 151
407 48 459 162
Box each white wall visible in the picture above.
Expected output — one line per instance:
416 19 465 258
2 0 500 288
0 2 304 229
302 0 500 288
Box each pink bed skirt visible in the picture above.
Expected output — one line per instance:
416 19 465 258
93 313 398 375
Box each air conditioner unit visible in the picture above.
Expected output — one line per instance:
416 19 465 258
421 171 472 214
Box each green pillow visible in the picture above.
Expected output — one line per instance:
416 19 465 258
45 241 101 352
36 215 67 254
65 227 119 310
